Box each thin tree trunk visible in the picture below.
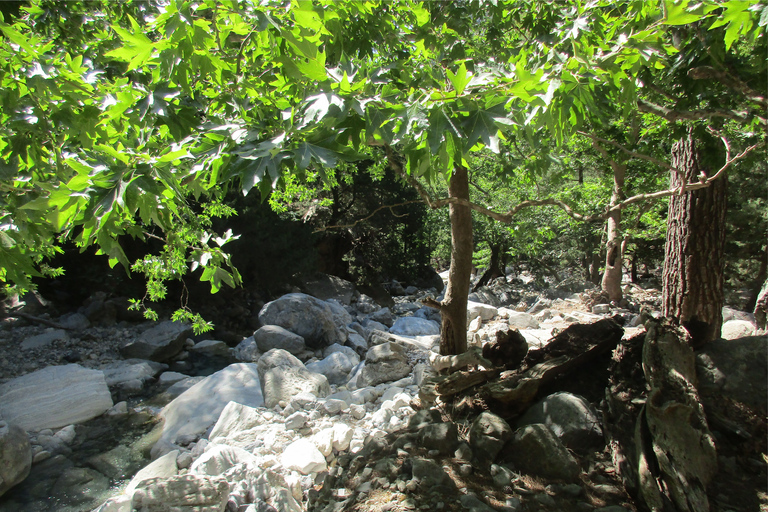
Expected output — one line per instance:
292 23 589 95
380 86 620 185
602 162 627 302
662 130 727 348
439 164 472 355
473 243 504 291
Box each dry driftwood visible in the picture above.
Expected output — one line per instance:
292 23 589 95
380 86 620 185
635 319 717 512
480 317 624 412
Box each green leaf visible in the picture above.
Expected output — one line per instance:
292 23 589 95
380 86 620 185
664 0 704 25
0 23 38 57
294 141 339 170
447 62 471 96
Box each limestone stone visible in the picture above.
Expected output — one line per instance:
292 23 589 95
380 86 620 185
517 392 603 453
281 438 327 474
119 321 191 362
190 443 260 476
506 311 540 330
125 449 179 495
20 329 68 350
254 325 307 355
232 336 260 362
300 273 356 305
721 319 756 340
131 474 229 512
467 301 498 322
359 342 412 387
0 421 31 497
506 423 580 482
190 339 231 358
389 317 440 336
468 412 512 467
152 363 263 458
209 401 266 442
257 349 330 409
0 364 113 431
306 350 358 385
258 293 345 348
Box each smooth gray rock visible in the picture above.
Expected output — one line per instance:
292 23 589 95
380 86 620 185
506 423 581 482
369 308 394 327
346 332 368 355
119 321 191 362
152 363 263 458
359 342 411 387
259 293 345 348
506 311 540 330
21 329 68 350
306 351 358 385
389 317 440 336
254 325 307 355
0 420 31 497
281 438 327 474
257 349 330 409
697 335 767 412
410 457 449 488
190 443 260 476
131 474 229 512
125 449 179 495
0 364 113 431
517 392 603 453
300 273 356 305
208 401 267 442
103 362 159 387
460 494 496 512
58 312 91 330
190 339 230 358
232 336 260 362
467 301 498 322
468 412 513 467
418 422 459 455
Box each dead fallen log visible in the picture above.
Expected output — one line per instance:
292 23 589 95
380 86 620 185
479 317 624 412
636 319 717 512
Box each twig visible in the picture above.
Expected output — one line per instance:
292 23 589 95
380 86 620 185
577 131 673 171
313 200 423 232
5 311 70 330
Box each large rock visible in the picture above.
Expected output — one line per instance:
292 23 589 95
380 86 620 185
300 273 356 305
119 321 191 362
389 317 440 336
696 335 767 412
257 349 330 409
468 412 513 467
152 363 263 458
517 392 603 453
506 423 581 482
281 438 327 474
125 449 179 495
254 325 307 355
721 319 756 340
131 474 229 512
258 293 345 348
0 364 113 431
20 329 68 350
306 350 359 385
505 311 540 330
0 420 31 497
209 401 267 442
359 342 412 387
190 444 260 476
467 301 498 322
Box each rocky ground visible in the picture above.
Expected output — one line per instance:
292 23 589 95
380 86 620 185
0 272 765 512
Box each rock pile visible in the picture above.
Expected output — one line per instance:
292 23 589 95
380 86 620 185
0 273 764 512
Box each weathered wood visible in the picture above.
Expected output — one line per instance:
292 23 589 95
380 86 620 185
480 317 624 412
429 346 493 373
434 368 500 397
637 319 717 512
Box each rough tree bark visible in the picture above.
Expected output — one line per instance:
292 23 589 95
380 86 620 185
473 242 504 291
662 131 727 348
437 164 473 356
601 160 627 302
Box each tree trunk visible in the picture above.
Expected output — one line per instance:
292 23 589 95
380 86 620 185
473 242 504 291
440 164 472 355
662 131 727 348
601 162 626 302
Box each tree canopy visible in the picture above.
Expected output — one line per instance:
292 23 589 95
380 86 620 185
1 0 765 330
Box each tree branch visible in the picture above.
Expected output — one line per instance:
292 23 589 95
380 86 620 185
638 99 767 127
687 66 768 107
577 131 672 170
312 200 423 233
